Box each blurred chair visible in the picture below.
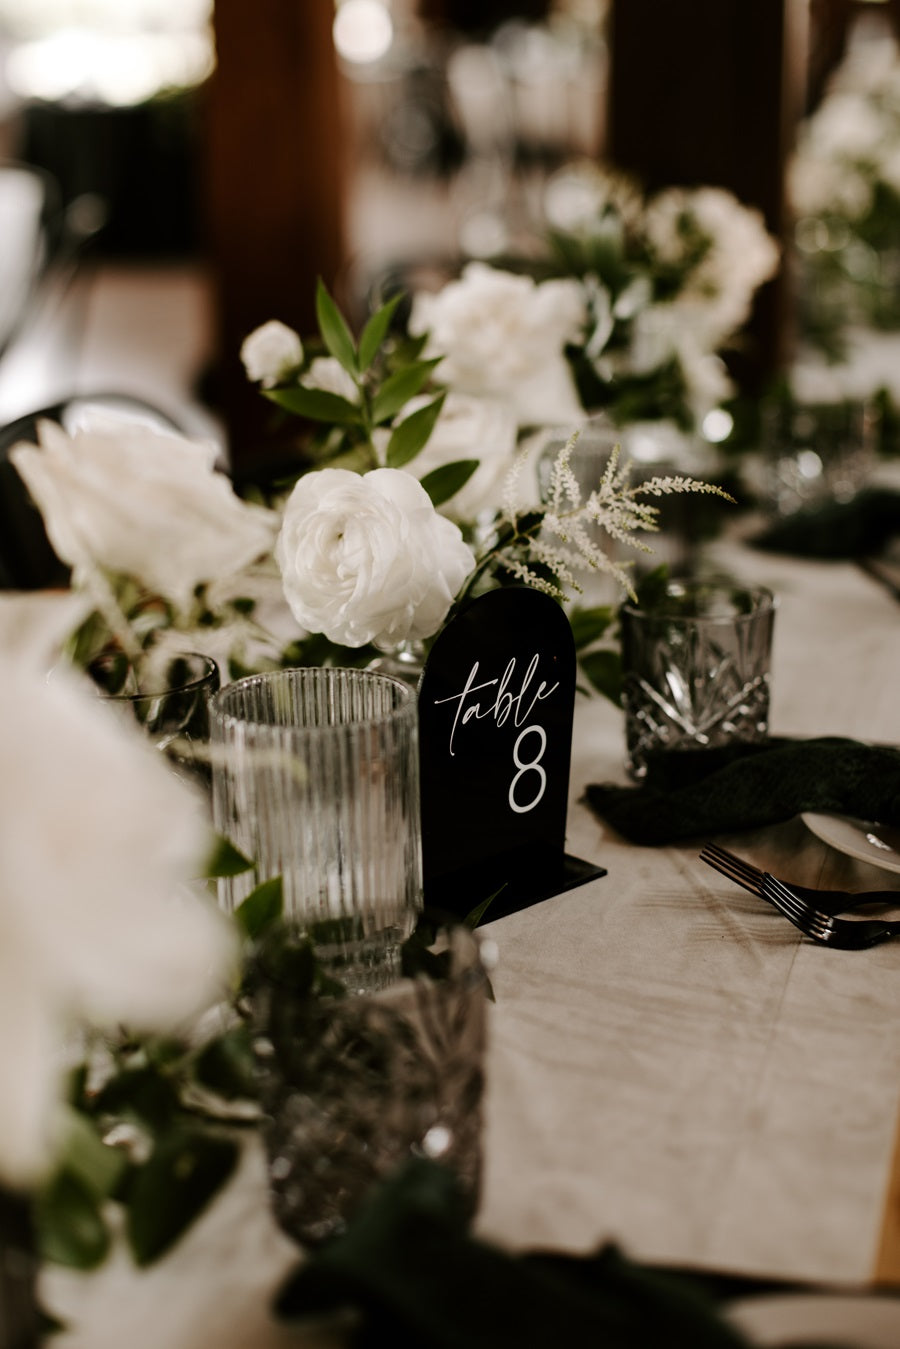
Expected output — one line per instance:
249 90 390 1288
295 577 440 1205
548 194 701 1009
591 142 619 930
0 394 180 591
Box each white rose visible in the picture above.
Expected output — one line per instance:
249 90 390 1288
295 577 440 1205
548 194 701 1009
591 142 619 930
304 356 360 403
11 412 279 608
275 467 476 648
401 392 517 522
409 262 586 428
240 319 303 386
0 615 236 1185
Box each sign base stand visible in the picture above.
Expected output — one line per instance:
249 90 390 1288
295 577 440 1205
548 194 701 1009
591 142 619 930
425 853 607 926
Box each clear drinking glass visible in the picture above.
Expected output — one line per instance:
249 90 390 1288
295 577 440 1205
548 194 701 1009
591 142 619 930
250 918 489 1248
89 650 220 789
210 667 422 993
620 579 777 778
760 395 878 515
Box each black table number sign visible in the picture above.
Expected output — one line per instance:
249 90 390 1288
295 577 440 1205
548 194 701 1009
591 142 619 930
418 586 606 922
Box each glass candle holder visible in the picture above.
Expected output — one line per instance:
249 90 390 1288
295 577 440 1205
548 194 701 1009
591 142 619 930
620 579 777 779
759 395 878 515
249 918 489 1249
210 667 422 994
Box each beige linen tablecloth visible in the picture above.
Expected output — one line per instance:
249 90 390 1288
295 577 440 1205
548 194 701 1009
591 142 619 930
479 540 900 1286
43 540 900 1345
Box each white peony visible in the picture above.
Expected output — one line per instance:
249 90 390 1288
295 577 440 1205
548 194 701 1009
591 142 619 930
409 262 586 428
0 604 237 1186
275 467 476 648
10 412 279 608
240 320 303 386
400 392 517 522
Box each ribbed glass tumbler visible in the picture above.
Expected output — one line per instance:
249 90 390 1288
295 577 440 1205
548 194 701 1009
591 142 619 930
210 667 422 993
620 580 777 779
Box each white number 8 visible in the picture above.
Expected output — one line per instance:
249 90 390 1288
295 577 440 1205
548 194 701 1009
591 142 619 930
508 725 548 814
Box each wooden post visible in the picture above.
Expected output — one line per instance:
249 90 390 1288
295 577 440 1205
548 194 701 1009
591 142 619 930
202 0 347 479
606 0 809 393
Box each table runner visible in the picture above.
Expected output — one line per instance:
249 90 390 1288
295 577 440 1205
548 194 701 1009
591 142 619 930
478 539 900 1286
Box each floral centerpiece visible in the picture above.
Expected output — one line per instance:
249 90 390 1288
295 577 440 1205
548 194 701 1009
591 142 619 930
9 267 739 706
501 160 779 434
789 29 900 352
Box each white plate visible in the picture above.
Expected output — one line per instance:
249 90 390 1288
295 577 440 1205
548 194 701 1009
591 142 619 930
727 1291 900 1348
802 812 900 876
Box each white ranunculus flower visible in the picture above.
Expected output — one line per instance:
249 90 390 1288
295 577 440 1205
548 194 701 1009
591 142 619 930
409 262 587 428
400 392 517 522
240 320 303 386
10 412 279 608
275 467 476 648
304 356 360 403
0 612 237 1186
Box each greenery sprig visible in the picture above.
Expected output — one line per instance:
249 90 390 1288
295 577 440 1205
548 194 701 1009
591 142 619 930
263 280 478 511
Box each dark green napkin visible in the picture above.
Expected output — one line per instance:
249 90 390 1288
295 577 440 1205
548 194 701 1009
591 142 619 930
585 738 900 846
274 1158 750 1349
751 488 900 559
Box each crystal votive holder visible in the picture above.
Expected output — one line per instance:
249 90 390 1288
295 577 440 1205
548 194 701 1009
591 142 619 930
620 579 777 779
210 667 422 994
249 918 489 1249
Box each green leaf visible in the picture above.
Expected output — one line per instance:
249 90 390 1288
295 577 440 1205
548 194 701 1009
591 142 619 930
264 385 361 425
635 563 671 608
579 649 623 706
392 331 429 364
205 835 254 880
358 293 403 371
235 876 284 939
386 392 446 468
419 458 479 507
465 884 506 928
92 1065 181 1130
316 277 358 375
568 605 616 650
127 1129 239 1266
193 1026 257 1101
58 1105 127 1201
36 1170 110 1269
371 359 442 426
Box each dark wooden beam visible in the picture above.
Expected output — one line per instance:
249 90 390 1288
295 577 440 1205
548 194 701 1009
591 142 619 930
606 0 809 392
202 0 347 478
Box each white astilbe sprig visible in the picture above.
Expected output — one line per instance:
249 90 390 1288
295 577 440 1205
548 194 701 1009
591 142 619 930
492 431 733 603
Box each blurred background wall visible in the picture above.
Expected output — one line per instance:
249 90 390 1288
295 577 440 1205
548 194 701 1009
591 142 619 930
0 0 896 472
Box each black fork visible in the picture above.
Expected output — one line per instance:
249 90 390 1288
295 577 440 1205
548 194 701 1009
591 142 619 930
761 874 900 949
699 843 900 915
